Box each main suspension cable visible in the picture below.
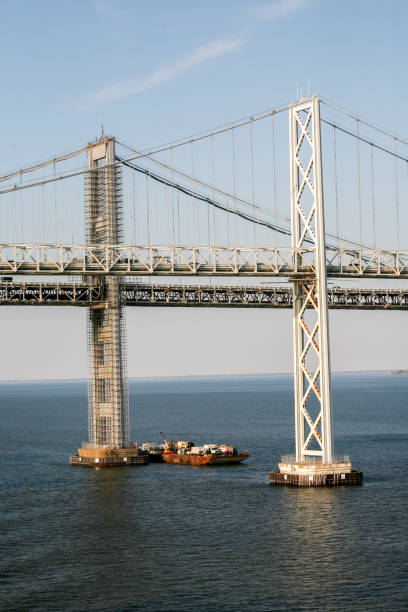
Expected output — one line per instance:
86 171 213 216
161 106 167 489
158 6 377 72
119 156 292 238
321 98 408 147
119 155 367 251
321 119 408 162
0 144 88 184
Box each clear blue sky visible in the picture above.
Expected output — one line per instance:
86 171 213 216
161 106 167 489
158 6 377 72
1 0 406 168
1 0 408 380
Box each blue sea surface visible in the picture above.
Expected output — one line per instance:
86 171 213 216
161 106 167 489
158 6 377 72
0 373 407 611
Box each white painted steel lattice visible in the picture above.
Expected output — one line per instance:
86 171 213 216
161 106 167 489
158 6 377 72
290 96 333 463
2 243 408 277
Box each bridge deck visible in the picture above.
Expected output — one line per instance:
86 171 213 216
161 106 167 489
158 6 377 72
1 244 408 278
1 282 408 310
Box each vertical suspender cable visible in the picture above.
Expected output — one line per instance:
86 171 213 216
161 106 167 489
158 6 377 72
226 194 230 247
148 156 153 244
164 162 169 244
226 196 230 246
130 168 135 243
177 189 181 244
38 187 41 243
250 120 256 245
54 162 57 242
146 160 152 244
207 142 211 246
42 183 46 242
356 120 363 246
70 160 74 243
5 188 9 242
370 144 376 248
1 198 4 241
232 127 238 245
272 114 278 247
211 135 216 245
13 187 17 243
394 139 400 251
132 168 136 243
333 126 339 247
190 142 197 244
149 156 153 245
20 171 23 242
170 148 175 245
59 179 64 243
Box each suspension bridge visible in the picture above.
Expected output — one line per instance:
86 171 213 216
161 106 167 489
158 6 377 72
1 95 407 484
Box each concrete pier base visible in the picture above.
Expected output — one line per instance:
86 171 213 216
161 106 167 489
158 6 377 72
70 446 148 467
269 457 362 487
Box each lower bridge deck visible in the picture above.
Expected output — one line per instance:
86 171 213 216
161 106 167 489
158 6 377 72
1 281 408 309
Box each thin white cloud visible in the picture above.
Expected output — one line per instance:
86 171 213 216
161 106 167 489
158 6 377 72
252 0 310 19
91 0 129 20
78 37 245 110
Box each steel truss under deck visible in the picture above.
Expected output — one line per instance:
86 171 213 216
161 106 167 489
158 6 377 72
2 281 408 309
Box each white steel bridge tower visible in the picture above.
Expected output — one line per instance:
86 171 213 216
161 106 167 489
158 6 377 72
270 96 361 486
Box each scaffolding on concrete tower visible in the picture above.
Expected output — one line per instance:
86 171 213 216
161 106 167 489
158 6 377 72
84 137 130 450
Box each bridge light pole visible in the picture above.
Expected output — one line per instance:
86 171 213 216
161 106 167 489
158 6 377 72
270 96 362 486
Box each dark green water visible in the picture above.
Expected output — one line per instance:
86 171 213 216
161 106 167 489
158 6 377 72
0 373 407 611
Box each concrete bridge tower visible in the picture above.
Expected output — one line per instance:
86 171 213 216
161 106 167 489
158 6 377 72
71 138 146 467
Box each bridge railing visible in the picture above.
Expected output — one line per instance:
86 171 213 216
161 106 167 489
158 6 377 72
280 455 351 465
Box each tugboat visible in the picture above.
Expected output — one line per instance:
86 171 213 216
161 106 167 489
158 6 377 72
139 442 164 462
160 433 249 466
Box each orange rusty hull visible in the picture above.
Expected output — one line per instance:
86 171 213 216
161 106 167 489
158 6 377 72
162 452 249 466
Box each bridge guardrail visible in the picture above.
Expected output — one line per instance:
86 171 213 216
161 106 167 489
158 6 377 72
1 244 408 277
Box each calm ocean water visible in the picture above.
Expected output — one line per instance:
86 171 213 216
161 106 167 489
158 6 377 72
0 373 407 611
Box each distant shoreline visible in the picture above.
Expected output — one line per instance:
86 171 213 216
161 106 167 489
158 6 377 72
0 370 403 384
